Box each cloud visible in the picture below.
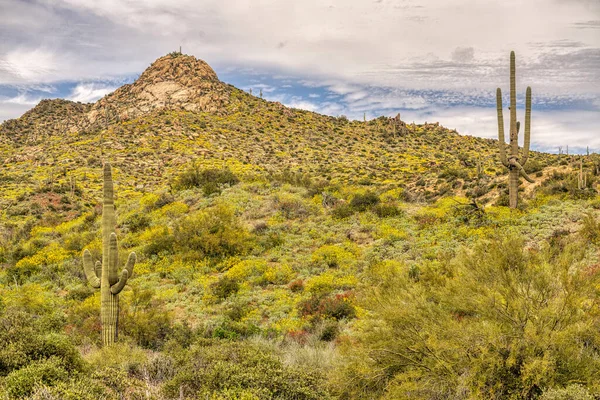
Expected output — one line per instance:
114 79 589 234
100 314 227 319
0 0 599 148
67 82 119 103
451 47 475 63
0 49 60 83
4 93 42 105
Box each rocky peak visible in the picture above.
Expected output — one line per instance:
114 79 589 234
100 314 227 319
138 53 220 85
1 54 233 140
83 53 230 129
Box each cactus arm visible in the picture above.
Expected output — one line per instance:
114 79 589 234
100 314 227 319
95 261 102 278
110 271 129 295
82 249 100 288
511 159 534 183
496 88 509 167
110 252 136 295
521 86 532 165
516 121 520 134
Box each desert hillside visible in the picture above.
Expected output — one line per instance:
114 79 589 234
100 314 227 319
0 53 599 399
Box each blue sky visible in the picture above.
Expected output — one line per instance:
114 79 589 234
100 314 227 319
1 0 599 153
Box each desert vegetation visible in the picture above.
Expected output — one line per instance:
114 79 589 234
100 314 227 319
0 52 598 399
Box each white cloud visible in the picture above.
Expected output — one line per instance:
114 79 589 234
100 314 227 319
68 83 118 103
4 93 42 105
397 106 600 153
0 99 33 122
0 0 599 147
0 49 60 83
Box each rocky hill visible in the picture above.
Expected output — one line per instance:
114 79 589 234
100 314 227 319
0 52 599 399
0 53 568 206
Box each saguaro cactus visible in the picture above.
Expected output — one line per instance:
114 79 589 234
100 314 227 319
496 51 534 208
82 163 136 346
578 157 587 190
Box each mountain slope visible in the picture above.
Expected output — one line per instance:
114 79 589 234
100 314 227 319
0 53 563 209
0 53 599 399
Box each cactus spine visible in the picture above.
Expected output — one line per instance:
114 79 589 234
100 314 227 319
82 163 136 346
496 51 534 208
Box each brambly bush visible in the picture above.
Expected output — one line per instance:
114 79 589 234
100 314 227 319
173 203 250 259
161 339 330 399
334 233 600 399
173 164 239 195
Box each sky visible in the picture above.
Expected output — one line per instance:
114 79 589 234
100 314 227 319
0 0 599 153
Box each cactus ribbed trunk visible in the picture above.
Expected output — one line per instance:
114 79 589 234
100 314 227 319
509 168 519 208
101 289 119 345
496 51 534 209
101 163 118 345
82 163 136 346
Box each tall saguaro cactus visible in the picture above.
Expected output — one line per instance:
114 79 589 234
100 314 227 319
83 163 136 346
497 51 534 208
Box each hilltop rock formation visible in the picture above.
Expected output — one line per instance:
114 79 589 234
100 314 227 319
0 53 231 142
84 54 231 127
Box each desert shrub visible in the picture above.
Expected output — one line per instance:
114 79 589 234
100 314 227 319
579 212 600 244
161 339 330 399
0 308 84 377
142 226 174 256
331 204 354 219
5 243 71 285
173 164 239 195
524 159 544 174
539 170 597 199
494 192 510 207
273 194 310 219
4 357 69 398
263 263 294 285
123 212 151 232
298 293 356 321
288 279 304 293
349 191 380 212
439 166 469 181
86 343 147 376
451 200 488 226
211 276 240 300
539 384 594 400
311 245 355 269
173 204 249 258
372 203 402 218
267 169 313 188
27 377 113 400
335 234 600 399
317 320 339 342
120 288 173 349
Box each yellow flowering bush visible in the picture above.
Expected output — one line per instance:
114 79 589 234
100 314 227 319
263 263 294 285
226 259 268 281
311 245 355 269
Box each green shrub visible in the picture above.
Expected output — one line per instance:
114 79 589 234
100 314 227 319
539 385 594 400
4 357 69 399
331 204 354 219
0 309 84 377
120 288 173 349
349 191 380 212
124 212 151 232
579 212 600 244
161 340 330 399
212 276 240 300
335 234 600 399
173 204 249 258
299 293 356 321
372 203 402 218
173 165 239 195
